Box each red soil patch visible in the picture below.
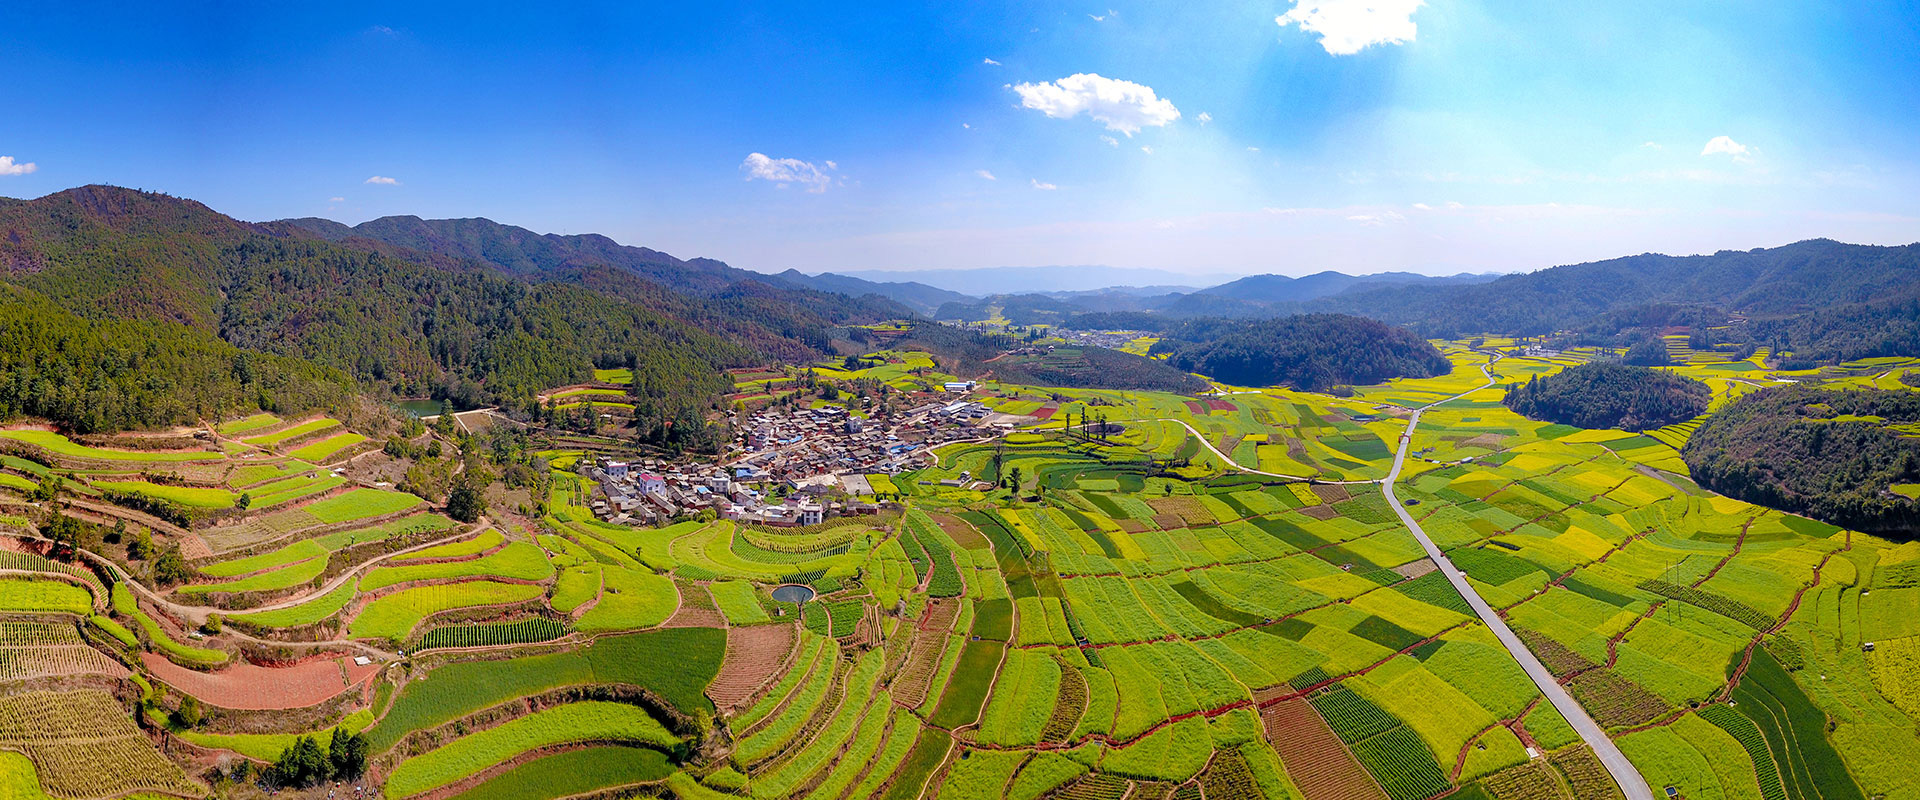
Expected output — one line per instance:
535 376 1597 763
1206 398 1238 412
142 652 379 710
706 623 797 712
1262 697 1388 800
1030 404 1059 421
1184 400 1209 415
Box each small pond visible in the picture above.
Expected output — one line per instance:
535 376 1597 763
396 399 450 417
770 584 816 604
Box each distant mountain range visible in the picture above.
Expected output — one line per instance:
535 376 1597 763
828 265 1238 295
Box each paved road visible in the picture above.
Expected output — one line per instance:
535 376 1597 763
1147 418 1379 485
1381 358 1655 800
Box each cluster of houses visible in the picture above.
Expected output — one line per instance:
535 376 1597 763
582 399 1006 527
583 458 866 527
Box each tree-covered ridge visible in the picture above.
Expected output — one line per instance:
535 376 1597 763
1683 386 1920 536
0 186 859 424
1150 313 1451 391
990 346 1207 395
0 285 350 433
1501 362 1709 432
216 237 750 410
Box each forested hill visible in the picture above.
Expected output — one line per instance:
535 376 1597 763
1314 238 1920 338
1502 363 1709 432
276 214 913 340
1150 313 1451 391
1683 386 1920 536
0 185 908 429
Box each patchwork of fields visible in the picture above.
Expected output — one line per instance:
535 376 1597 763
0 342 1912 800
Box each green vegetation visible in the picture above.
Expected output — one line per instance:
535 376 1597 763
1503 362 1711 431
384 702 678 798
443 747 672 800
1685 385 1920 535
1154 314 1451 391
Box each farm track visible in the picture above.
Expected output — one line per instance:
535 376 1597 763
1381 354 1655 800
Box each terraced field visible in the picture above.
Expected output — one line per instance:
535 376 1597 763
0 341 1911 800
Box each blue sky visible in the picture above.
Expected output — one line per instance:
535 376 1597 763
3 1 1917 277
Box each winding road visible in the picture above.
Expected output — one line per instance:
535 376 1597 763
1381 356 1656 800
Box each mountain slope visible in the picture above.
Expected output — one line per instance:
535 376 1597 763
0 186 768 424
1316 239 1920 337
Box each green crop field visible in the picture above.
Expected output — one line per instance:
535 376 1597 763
286 431 368 462
243 417 341 447
15 337 1919 800
303 487 424 523
384 702 679 797
0 430 223 462
349 581 546 641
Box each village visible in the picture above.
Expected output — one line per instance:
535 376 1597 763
577 380 1022 527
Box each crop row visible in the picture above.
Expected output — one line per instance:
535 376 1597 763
0 690 202 798
1696 704 1787 800
414 617 571 651
1636 579 1775 631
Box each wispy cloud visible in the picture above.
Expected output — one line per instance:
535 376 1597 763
1089 9 1116 21
1031 179 1058 190
0 156 37 176
328 196 345 204
1011 73 1181 136
1140 146 1154 155
741 153 832 193
364 175 399 185
1196 112 1212 124
1277 0 1425 56
1101 135 1119 147
975 170 997 181
368 25 396 36
983 57 1000 66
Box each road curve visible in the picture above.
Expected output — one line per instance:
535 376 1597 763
1145 418 1379 485
1382 358 1656 800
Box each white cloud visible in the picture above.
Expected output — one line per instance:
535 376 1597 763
328 196 345 204
1641 141 1663 150
1031 179 1058 190
364 175 399 185
975 170 998 181
1197 112 1213 124
741 153 832 193
1089 9 1116 21
1411 202 1432 210
1246 146 1260 152
1445 200 1465 209
1101 135 1119 147
983 57 1000 66
1140 146 1154 155
368 25 396 36
0 156 37 176
1011 73 1181 136
1347 210 1407 226
962 122 972 129
1701 136 1749 157
1276 0 1425 56
825 160 838 171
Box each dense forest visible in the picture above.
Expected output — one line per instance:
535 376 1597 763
0 285 350 432
877 321 1203 393
1149 314 1451 391
991 346 1207 394
1501 363 1708 431
0 186 911 430
1683 386 1920 536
